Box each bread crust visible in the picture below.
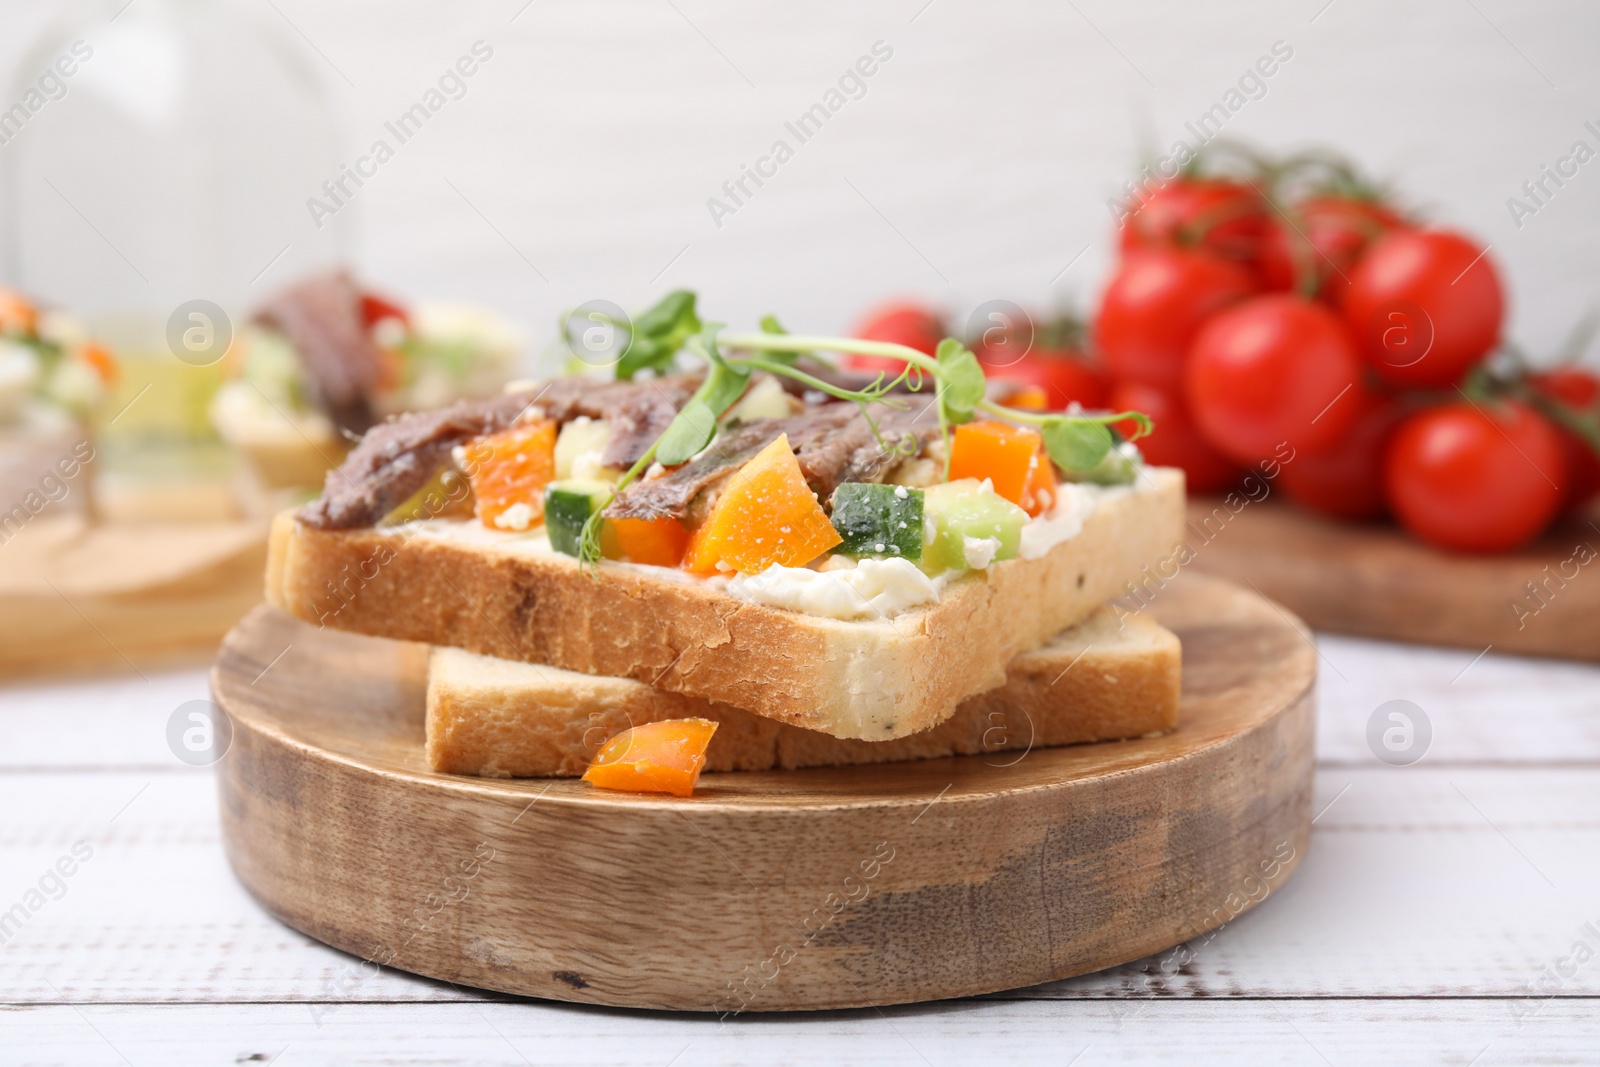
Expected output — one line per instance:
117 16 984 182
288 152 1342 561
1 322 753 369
266 469 1184 739
427 607 1182 776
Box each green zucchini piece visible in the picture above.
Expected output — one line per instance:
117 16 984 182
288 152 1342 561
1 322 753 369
830 482 923 560
543 479 613 557
921 478 1027 574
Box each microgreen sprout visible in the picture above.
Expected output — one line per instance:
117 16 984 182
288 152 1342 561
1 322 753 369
572 296 1154 569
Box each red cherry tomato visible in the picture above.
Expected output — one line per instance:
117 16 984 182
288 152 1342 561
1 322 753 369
1096 248 1256 391
1111 380 1240 493
1259 196 1406 302
982 346 1111 410
1341 229 1504 388
1185 294 1367 465
844 301 945 373
1532 366 1600 406
1276 394 1404 521
1529 367 1600 510
1384 400 1566 552
1119 178 1272 281
360 292 409 328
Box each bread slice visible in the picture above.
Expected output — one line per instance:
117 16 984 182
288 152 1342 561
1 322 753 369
266 467 1183 740
427 606 1181 777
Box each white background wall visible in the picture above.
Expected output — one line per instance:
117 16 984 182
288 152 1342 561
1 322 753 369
2 0 1598 367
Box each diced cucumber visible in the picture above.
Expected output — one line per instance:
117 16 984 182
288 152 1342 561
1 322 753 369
554 417 613 480
830 483 923 560
543 479 613 557
921 479 1028 575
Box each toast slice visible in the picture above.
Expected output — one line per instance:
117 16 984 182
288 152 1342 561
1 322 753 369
266 468 1183 739
265 470 1190 739
427 605 1182 777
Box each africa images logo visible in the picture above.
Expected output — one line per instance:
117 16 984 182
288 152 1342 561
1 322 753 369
1366 699 1431 767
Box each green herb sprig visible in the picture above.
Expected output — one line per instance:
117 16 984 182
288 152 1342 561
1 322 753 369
714 331 1150 475
571 297 1153 570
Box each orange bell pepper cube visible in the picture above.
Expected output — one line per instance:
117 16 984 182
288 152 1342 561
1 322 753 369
603 516 691 567
79 342 119 384
1002 383 1049 411
948 420 1045 507
0 287 38 336
582 718 720 797
464 419 558 531
682 434 843 575
1020 447 1058 518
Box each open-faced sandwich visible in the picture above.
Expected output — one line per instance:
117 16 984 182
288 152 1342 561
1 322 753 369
0 287 115 526
264 293 1185 794
210 269 522 496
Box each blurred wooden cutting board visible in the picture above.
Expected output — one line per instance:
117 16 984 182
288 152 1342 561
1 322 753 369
1184 499 1600 661
0 517 267 676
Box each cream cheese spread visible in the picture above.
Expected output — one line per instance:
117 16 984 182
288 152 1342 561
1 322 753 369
400 469 1161 619
725 557 942 621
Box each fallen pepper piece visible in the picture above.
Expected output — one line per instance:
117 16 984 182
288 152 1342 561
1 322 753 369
582 718 719 797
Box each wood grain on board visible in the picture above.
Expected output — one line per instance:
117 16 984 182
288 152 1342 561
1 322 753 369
208 574 1316 1012
0 516 267 676
1182 498 1600 662
10 765 1600 1006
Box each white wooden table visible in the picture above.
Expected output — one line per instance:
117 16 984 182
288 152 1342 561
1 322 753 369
3 631 1598 1066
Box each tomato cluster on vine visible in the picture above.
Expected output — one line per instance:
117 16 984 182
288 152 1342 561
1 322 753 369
848 145 1600 554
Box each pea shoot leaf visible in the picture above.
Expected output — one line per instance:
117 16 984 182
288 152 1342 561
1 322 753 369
616 290 701 379
1062 445 1141 486
935 337 985 426
703 364 751 416
655 398 720 466
758 314 802 367
1042 417 1114 471
656 323 750 466
635 290 698 337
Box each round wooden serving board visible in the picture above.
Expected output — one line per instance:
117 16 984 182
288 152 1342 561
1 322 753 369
0 516 267 677
212 573 1315 1012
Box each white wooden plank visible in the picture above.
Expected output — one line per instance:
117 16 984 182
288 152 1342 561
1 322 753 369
1035 761 1600 999
4 768 1600 1006
0 665 213 771
0 770 472 1009
5 1000 1597 1067
1313 634 1600 766
4 634 1598 772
